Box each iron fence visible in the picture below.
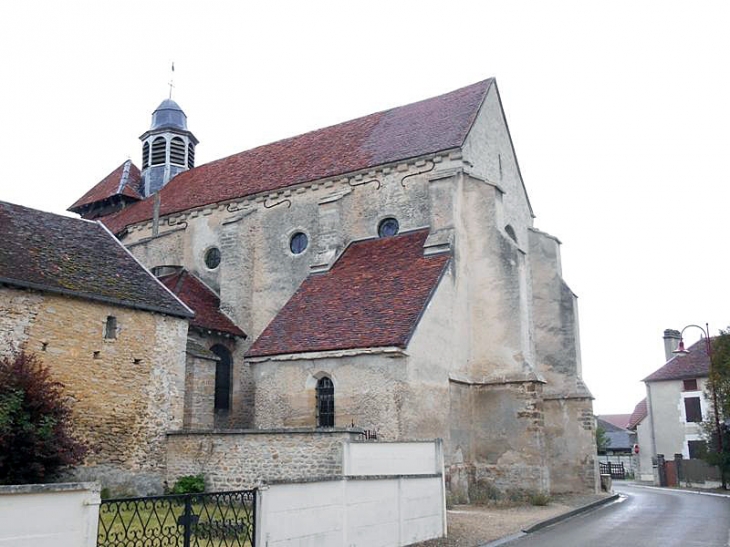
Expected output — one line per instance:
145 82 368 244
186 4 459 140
98 489 256 547
599 461 625 480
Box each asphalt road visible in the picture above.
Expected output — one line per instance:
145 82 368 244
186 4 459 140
504 483 730 547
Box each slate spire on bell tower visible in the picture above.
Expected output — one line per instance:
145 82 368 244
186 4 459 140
139 98 198 196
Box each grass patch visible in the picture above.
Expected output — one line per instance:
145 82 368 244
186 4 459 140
98 497 253 547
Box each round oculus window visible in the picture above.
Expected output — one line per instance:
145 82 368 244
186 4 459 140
378 217 399 238
204 247 221 269
290 232 308 254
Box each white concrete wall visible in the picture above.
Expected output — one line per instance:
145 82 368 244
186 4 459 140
0 482 100 547
344 441 442 476
257 476 445 547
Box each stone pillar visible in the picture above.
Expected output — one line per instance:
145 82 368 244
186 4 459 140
218 209 256 332
424 168 459 255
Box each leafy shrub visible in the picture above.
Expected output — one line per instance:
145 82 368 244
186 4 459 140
171 474 206 494
529 492 552 506
0 352 86 484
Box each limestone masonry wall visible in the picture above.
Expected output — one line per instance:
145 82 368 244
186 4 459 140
166 430 361 491
1 287 188 495
0 288 42 353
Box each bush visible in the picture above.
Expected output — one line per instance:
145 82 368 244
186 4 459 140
0 352 86 484
171 474 206 494
529 492 552 506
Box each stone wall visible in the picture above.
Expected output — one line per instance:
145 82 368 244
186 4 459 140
543 397 599 494
250 353 409 439
184 344 217 430
0 287 42 353
447 380 549 501
0 286 188 495
166 429 361 491
186 331 254 429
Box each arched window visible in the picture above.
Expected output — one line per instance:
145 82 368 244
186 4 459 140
142 142 150 169
210 344 232 412
151 137 166 166
316 376 335 427
170 137 186 166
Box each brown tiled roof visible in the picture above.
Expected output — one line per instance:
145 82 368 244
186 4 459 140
0 200 192 318
597 414 631 429
627 398 648 430
159 269 245 338
97 80 494 234
246 229 450 358
643 338 710 382
69 160 142 212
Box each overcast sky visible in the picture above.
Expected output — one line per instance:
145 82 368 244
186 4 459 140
2 1 728 415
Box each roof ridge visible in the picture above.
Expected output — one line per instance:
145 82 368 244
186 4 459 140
116 159 132 194
92 79 495 233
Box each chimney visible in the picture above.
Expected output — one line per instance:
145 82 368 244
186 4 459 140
663 329 681 361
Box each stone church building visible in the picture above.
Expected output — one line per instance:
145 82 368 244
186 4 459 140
66 78 597 496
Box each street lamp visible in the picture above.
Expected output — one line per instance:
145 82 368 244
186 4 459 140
673 323 726 489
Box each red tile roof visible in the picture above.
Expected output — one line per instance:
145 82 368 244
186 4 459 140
627 398 648 430
643 338 711 382
95 80 493 234
158 269 245 338
69 160 142 212
597 414 632 429
0 200 191 318
246 229 450 358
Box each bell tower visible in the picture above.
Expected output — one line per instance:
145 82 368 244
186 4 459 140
139 99 198 196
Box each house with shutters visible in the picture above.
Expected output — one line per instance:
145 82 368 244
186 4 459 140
66 78 598 497
636 329 713 481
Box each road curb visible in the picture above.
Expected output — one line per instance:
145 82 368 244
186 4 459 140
479 493 620 546
628 483 730 498
522 493 620 534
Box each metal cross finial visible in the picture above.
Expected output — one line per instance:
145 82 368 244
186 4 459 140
168 62 175 99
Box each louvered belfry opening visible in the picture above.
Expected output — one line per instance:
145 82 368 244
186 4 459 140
142 142 150 169
150 137 166 166
187 142 195 169
170 137 186 166
316 377 335 427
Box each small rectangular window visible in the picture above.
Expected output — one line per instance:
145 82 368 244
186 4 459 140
104 316 117 340
683 379 698 391
688 440 706 459
684 397 702 423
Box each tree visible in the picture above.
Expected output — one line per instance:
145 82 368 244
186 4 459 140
0 352 86 484
703 328 730 489
596 423 611 454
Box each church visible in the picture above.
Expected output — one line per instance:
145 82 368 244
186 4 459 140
68 78 597 497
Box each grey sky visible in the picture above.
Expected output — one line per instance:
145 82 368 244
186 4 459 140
2 0 728 414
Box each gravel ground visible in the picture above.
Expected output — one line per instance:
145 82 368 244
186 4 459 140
411 493 612 547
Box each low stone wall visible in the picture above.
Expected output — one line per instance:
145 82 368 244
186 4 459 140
166 429 362 491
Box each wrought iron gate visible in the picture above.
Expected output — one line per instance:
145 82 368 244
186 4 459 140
98 489 256 547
